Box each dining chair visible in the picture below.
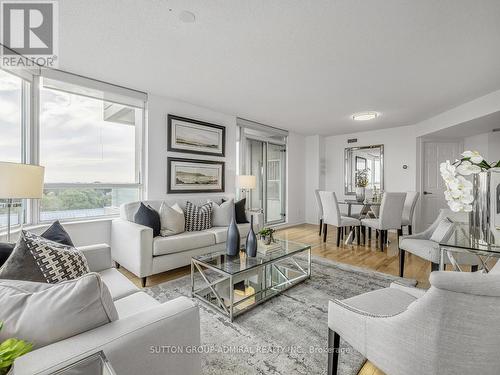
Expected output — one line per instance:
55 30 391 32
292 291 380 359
361 192 406 250
401 191 419 235
319 191 362 246
314 189 324 236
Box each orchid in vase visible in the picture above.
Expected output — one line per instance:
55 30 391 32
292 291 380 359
440 151 500 212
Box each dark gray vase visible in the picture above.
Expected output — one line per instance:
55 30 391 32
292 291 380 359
245 216 258 257
226 216 241 256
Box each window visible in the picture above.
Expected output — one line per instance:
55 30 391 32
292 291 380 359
0 69 30 229
0 66 146 226
238 118 288 225
38 77 144 221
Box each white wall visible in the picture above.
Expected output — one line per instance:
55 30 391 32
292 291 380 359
286 132 306 226
146 94 238 201
323 125 417 201
304 135 324 224
464 133 490 160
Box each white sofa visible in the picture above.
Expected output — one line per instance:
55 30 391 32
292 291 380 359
13 243 201 375
111 197 263 286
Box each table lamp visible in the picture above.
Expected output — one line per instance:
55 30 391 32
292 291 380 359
236 175 257 208
0 162 45 242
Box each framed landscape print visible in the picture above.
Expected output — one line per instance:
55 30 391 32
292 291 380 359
167 114 226 157
167 157 225 194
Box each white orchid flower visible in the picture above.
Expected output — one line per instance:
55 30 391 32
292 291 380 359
448 200 464 212
461 150 484 164
463 204 473 212
456 160 481 175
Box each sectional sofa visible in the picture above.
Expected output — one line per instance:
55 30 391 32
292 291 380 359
13 243 201 375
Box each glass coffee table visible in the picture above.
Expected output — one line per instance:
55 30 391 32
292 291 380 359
191 239 311 321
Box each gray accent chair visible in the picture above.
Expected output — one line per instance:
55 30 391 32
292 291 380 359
361 192 406 250
319 191 361 246
328 262 500 375
401 191 419 235
398 209 480 277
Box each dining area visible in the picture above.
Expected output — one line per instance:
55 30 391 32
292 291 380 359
314 144 419 250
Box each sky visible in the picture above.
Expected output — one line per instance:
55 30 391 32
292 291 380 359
0 69 139 184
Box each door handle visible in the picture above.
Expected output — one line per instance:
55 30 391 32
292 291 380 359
423 191 433 195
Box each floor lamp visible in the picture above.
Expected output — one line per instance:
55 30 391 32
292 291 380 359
237 175 257 210
0 162 45 242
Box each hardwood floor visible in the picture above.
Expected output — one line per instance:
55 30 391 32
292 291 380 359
118 223 437 375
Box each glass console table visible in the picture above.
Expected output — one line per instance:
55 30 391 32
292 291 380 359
439 223 500 272
191 239 311 321
49 351 116 375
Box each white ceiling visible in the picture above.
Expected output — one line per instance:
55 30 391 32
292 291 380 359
57 0 500 135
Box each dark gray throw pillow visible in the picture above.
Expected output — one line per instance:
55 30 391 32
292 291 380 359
41 220 74 247
223 198 249 224
0 243 15 268
134 202 161 237
0 231 90 283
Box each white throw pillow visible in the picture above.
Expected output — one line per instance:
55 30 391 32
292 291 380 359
0 272 118 349
210 199 234 227
430 218 455 243
159 202 185 237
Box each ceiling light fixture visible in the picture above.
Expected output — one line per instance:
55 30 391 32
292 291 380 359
352 111 379 121
179 10 196 23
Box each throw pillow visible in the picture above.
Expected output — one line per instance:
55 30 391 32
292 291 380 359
0 242 14 267
40 220 75 246
210 199 234 226
430 218 455 243
159 202 185 237
185 201 213 231
0 231 90 284
0 272 118 349
223 198 249 223
134 202 161 237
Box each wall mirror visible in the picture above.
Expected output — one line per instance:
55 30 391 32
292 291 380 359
344 144 384 195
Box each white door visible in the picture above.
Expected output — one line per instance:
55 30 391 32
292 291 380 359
422 141 463 228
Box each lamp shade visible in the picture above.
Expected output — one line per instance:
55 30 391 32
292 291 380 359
237 175 256 190
0 162 45 199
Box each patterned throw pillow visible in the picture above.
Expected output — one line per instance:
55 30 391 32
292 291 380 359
22 231 90 284
185 202 213 231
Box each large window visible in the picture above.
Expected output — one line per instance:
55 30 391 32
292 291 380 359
0 70 29 229
39 78 143 221
0 67 146 226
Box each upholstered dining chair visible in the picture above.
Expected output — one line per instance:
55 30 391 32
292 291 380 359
401 191 419 235
319 191 361 246
328 264 500 375
315 189 324 236
398 209 480 277
361 192 406 250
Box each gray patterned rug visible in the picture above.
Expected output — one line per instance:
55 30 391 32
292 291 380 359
146 256 416 375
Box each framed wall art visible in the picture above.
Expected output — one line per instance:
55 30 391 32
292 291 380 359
167 157 225 194
167 114 226 157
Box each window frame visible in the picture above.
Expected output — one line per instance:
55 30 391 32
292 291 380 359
0 66 146 226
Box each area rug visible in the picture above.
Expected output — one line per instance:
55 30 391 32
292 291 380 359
146 256 417 375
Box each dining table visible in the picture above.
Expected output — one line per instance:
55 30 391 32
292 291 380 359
337 199 382 244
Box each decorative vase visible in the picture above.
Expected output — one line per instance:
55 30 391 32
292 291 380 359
226 216 241 256
470 169 500 245
355 187 365 202
245 216 257 257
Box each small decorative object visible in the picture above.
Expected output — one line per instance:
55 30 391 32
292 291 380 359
226 216 241 256
245 216 258 257
0 322 33 375
167 114 225 157
258 227 276 246
440 150 500 244
355 168 369 202
167 157 225 194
